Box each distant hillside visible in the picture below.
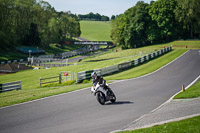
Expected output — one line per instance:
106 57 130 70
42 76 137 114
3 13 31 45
80 21 112 41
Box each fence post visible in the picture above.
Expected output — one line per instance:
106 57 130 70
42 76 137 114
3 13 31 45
76 72 80 83
40 77 41 87
59 73 61 84
18 81 22 90
72 71 74 80
0 84 2 92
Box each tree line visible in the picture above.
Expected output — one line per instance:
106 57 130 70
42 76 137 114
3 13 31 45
78 12 110 21
111 0 200 49
0 0 81 50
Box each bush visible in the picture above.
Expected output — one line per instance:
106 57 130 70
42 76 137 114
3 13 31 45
62 80 76 86
41 80 76 87
82 79 91 84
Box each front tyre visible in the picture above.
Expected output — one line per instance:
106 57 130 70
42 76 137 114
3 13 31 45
96 92 106 105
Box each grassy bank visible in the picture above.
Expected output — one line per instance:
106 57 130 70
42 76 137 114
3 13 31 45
119 115 200 133
174 79 200 99
0 83 91 107
80 21 112 41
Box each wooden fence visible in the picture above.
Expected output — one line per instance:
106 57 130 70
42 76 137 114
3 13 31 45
40 74 61 87
0 81 21 93
39 72 75 87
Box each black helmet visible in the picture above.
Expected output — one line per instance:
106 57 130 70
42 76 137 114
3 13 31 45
91 72 97 78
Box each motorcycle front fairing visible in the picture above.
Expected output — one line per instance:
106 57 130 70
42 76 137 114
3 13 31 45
91 83 107 96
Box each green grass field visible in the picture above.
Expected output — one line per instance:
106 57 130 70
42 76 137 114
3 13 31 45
174 79 200 99
119 115 200 133
80 21 112 41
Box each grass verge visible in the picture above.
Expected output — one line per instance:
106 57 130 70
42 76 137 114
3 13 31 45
174 79 200 99
119 115 200 133
0 83 91 107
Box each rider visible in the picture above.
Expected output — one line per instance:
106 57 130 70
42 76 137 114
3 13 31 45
91 72 108 90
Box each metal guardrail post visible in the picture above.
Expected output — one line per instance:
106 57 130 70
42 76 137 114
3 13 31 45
17 81 22 90
0 84 2 92
40 77 41 87
0 81 21 92
59 74 61 84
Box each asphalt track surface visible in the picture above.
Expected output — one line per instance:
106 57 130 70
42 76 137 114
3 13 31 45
0 50 200 133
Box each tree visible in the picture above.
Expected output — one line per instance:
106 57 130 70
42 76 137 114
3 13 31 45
111 15 116 20
23 23 41 46
111 1 152 49
111 14 128 47
124 1 151 48
149 0 178 41
78 12 110 21
0 0 81 50
146 1 162 44
95 13 101 21
110 0 200 49
0 0 16 49
48 18 61 43
175 0 200 39
101 15 110 21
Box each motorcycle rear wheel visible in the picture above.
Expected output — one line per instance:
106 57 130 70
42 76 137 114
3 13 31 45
109 90 116 103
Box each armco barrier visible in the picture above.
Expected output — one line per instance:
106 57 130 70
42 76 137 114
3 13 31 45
94 69 102 76
1 59 25 65
0 81 21 93
76 70 94 83
118 62 131 70
38 63 68 67
32 46 101 66
76 46 172 83
101 65 119 75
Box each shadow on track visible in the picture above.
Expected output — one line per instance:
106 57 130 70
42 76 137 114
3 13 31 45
106 101 134 105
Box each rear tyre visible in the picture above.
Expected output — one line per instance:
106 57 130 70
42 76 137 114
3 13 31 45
109 90 116 103
96 92 105 105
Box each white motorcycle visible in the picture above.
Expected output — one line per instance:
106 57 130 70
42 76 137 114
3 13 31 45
91 83 116 105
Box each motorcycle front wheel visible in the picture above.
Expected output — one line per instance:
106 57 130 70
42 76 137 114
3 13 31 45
96 92 106 105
